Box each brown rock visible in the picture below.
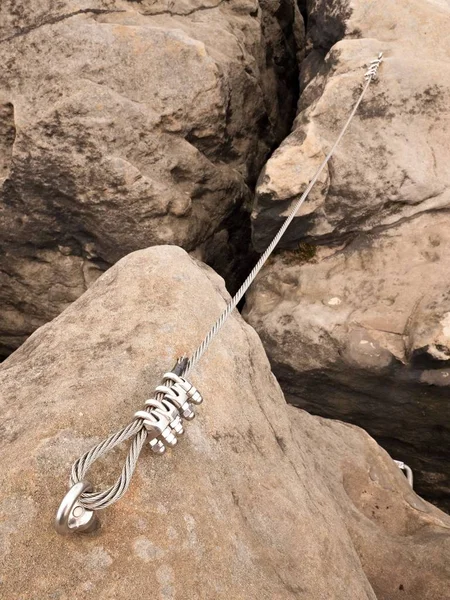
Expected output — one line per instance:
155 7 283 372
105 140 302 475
252 0 450 250
244 211 450 508
0 246 449 598
290 407 450 600
0 0 303 357
245 0 450 508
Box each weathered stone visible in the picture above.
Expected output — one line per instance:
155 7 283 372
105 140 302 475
252 0 450 250
0 246 449 598
0 0 302 357
244 211 450 508
245 0 450 508
289 407 450 599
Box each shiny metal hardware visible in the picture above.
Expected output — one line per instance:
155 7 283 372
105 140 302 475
134 406 179 453
144 398 184 435
133 374 202 455
163 372 203 404
394 459 414 488
155 384 195 420
364 52 383 80
55 481 99 534
147 438 166 455
55 372 203 533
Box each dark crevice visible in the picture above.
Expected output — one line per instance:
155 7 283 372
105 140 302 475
302 0 353 54
297 0 353 93
410 346 450 370
272 358 450 512
201 0 303 302
201 205 260 300
251 0 355 252
0 102 16 179
297 0 308 29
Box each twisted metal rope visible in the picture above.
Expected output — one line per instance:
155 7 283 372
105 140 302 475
72 382 171 509
71 54 383 510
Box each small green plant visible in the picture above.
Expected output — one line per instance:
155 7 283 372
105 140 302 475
296 242 316 261
270 241 317 265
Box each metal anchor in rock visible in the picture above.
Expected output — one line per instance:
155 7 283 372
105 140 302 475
55 481 99 535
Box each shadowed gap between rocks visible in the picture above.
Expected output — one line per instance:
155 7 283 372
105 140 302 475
203 0 303 296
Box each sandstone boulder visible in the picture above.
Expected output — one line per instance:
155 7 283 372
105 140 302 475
252 0 450 250
0 0 302 357
246 0 450 508
0 246 449 599
244 212 450 509
290 407 450 599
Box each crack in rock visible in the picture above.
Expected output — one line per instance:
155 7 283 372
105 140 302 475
140 0 226 18
0 8 126 43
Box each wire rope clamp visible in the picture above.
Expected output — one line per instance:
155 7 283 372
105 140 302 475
134 403 179 454
144 398 185 435
364 52 383 80
55 480 99 535
155 384 196 420
134 375 203 454
163 372 203 404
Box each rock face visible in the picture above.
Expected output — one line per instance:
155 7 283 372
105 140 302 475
290 408 450 600
244 213 450 507
252 0 450 249
246 0 450 508
0 0 303 358
0 246 449 599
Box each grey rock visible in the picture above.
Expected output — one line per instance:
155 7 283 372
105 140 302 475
0 245 449 598
244 211 450 508
245 0 450 508
0 0 302 357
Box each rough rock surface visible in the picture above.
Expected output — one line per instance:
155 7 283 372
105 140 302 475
0 0 303 358
246 0 450 508
244 212 450 508
252 0 450 249
1 246 449 599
